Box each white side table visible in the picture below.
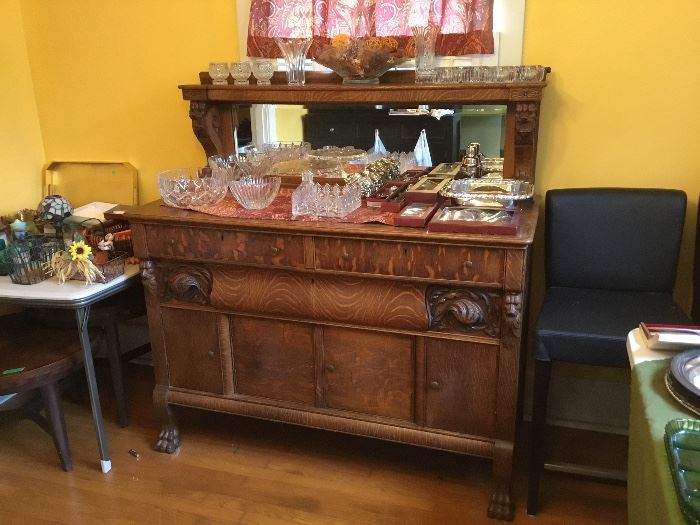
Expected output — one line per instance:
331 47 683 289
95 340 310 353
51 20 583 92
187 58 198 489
0 264 141 473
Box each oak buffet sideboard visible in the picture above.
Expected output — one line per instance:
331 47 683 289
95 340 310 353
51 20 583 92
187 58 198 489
126 70 547 521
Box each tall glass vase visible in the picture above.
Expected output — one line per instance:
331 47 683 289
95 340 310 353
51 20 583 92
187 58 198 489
275 37 312 86
411 24 439 83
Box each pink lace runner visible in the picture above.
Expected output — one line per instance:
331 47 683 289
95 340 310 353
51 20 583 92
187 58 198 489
186 189 396 226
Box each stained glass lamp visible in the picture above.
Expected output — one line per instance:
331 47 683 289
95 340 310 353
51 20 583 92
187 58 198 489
37 195 72 245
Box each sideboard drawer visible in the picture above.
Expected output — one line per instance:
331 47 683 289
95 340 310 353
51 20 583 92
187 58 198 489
314 238 504 284
146 225 305 269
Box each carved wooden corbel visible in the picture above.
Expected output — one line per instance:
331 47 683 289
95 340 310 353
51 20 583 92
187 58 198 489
504 292 523 336
140 259 157 295
189 101 223 159
427 286 500 336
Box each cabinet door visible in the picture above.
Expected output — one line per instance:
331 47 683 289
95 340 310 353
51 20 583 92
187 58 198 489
424 339 497 437
231 317 316 406
322 327 414 421
160 308 226 394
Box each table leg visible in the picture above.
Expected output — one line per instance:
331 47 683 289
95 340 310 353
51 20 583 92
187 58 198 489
75 305 112 473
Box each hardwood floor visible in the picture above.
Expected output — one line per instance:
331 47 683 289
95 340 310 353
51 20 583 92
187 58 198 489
0 363 627 524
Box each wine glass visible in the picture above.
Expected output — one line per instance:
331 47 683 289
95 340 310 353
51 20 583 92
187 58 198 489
208 62 230 85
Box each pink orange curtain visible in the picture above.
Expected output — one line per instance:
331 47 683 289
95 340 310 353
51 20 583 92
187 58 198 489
247 0 493 58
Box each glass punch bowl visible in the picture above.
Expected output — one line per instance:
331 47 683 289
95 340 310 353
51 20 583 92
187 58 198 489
158 167 228 208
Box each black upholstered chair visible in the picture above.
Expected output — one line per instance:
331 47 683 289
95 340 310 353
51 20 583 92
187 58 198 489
527 188 692 515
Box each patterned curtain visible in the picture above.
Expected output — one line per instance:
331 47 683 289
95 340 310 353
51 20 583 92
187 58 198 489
247 0 493 58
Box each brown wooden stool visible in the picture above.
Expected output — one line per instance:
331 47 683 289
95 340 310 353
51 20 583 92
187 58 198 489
0 312 85 471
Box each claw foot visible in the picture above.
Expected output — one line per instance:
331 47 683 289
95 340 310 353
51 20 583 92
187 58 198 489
487 488 514 521
154 425 180 454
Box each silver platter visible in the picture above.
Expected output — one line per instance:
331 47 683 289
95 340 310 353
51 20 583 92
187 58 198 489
440 178 534 206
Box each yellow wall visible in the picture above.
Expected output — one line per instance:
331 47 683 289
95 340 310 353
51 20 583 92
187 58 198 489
0 0 45 216
19 0 239 207
523 0 700 310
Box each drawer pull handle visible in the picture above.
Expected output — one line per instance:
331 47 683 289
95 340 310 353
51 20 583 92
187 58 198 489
169 239 176 246
341 251 351 260
326 364 336 372
463 260 473 268
270 246 281 255
207 351 215 358
429 380 440 390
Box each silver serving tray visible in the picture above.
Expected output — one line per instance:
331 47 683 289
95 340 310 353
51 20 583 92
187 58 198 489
671 350 700 399
440 178 534 206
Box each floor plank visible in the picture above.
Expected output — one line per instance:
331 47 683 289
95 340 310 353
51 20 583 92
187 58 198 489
0 363 627 524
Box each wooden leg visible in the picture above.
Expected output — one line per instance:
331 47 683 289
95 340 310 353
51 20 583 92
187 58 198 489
103 319 129 427
153 384 180 454
488 441 515 521
527 358 552 516
40 382 73 471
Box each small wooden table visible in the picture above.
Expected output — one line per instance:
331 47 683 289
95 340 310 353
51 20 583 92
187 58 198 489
0 264 140 473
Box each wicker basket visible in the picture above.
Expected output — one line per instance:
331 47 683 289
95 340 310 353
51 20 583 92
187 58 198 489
80 219 134 256
71 251 127 284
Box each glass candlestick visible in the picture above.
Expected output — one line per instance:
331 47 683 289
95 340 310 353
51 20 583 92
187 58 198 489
275 37 312 86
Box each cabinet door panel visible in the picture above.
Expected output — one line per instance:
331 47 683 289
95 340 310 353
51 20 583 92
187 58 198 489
161 308 225 394
232 317 316 405
322 327 414 421
425 339 497 437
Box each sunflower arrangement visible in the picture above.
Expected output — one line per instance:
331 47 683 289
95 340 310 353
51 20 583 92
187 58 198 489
45 237 104 284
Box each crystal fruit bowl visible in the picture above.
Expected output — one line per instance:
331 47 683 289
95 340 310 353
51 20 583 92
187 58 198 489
158 167 228 208
229 175 282 209
313 36 408 84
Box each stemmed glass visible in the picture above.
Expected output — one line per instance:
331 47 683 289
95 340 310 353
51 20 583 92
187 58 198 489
250 58 275 85
208 62 230 85
230 62 252 85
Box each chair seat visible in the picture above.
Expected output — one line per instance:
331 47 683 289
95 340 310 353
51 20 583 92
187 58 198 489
536 287 691 367
0 313 84 395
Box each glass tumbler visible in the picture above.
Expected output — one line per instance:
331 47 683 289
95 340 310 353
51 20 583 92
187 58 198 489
208 62 230 85
275 37 312 86
250 58 275 85
230 62 252 85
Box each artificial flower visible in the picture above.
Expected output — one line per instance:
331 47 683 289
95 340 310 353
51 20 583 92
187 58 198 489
69 240 92 261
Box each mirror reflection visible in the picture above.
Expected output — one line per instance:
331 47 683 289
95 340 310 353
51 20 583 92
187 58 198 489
239 104 506 164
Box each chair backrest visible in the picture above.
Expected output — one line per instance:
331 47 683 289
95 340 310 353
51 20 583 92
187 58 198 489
545 188 686 293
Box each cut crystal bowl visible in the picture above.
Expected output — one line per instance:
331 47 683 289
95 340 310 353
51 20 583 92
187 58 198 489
313 36 408 84
158 167 228 208
229 175 281 209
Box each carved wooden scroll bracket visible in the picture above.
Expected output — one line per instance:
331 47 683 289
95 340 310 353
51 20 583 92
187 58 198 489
504 292 523 336
140 260 213 305
426 286 500 337
189 101 223 159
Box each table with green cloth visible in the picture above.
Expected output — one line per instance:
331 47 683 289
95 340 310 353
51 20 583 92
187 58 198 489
628 358 696 525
